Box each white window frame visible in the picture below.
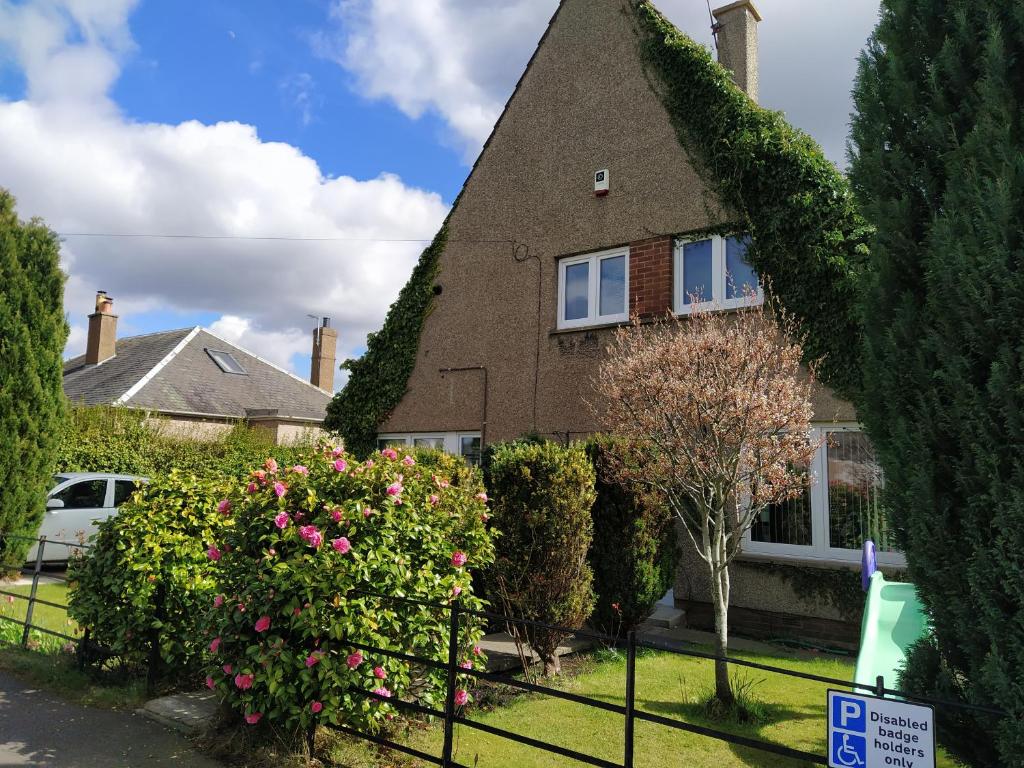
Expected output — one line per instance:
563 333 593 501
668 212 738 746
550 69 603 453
741 424 905 567
376 432 482 464
556 247 630 330
673 235 763 314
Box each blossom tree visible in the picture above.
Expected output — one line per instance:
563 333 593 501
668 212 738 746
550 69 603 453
596 297 818 706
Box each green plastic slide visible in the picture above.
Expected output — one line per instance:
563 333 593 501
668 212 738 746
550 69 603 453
854 570 930 695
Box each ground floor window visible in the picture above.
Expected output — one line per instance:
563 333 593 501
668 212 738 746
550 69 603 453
376 432 482 466
744 425 902 565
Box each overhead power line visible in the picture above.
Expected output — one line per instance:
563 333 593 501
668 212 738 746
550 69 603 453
56 232 515 244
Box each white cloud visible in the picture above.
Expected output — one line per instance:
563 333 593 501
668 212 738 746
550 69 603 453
0 0 449 377
325 0 880 167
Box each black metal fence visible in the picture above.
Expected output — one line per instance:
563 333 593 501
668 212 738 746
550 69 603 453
0 535 87 649
333 590 1005 768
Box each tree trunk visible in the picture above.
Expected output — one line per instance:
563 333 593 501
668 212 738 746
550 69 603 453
710 563 734 706
542 651 561 676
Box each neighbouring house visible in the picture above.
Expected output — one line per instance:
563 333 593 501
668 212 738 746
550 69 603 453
344 0 890 647
63 292 334 444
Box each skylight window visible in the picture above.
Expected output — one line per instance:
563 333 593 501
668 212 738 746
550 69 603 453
206 348 247 375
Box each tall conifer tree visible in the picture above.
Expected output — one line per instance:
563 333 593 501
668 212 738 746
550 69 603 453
850 2 1024 763
0 190 68 565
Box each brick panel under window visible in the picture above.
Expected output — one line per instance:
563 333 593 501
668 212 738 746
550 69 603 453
629 236 673 317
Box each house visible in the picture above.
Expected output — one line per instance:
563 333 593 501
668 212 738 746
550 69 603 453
345 0 890 646
63 292 334 444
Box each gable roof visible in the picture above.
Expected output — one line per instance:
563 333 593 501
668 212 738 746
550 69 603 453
64 327 330 422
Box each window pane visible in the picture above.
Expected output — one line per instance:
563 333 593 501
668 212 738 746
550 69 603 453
113 480 138 507
563 261 590 321
682 240 713 305
460 436 481 466
55 480 107 509
598 255 625 317
751 475 812 546
726 236 758 300
376 437 408 450
827 432 893 551
414 437 444 450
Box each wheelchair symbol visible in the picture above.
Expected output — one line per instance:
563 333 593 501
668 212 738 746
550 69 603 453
832 732 866 767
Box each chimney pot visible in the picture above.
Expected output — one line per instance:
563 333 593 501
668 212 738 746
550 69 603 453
711 0 761 102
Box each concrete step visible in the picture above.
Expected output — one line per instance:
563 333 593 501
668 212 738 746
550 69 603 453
645 605 686 629
139 690 218 735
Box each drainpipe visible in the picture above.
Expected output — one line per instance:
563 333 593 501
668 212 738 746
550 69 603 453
438 366 488 446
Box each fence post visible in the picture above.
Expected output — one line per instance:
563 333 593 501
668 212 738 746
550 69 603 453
876 675 885 698
146 581 166 695
21 537 45 647
624 630 637 768
441 600 461 768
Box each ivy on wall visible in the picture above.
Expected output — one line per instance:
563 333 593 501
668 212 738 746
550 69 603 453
324 224 449 456
632 1 871 398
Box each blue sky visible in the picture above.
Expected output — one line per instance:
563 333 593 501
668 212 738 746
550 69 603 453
0 0 880 386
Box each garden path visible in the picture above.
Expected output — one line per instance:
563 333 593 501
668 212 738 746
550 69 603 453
0 671 222 767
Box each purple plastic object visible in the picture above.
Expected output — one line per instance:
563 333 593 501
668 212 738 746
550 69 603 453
861 540 877 592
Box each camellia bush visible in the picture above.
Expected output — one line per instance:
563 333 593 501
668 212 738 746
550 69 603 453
204 446 494 733
68 471 228 676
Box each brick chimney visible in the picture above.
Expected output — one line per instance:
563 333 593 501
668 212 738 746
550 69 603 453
712 1 761 102
85 290 117 365
310 317 337 392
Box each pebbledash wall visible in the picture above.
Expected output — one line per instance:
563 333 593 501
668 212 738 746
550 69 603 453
378 0 886 645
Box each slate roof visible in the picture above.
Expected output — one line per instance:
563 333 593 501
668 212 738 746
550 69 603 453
63 327 330 422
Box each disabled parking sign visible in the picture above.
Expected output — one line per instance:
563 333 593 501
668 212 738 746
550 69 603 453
827 690 935 768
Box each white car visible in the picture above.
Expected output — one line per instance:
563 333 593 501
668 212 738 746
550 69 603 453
27 473 148 563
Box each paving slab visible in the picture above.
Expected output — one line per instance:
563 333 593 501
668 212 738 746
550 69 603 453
140 690 219 735
479 631 594 673
0 671 222 767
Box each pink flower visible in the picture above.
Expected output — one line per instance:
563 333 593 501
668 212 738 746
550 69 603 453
217 499 232 515
371 687 392 700
429 494 440 506
310 701 323 714
373 666 387 680
452 585 463 598
381 448 398 461
331 446 344 457
451 551 467 568
209 637 221 654
290 465 309 475
435 476 450 489
272 481 287 498
305 654 320 668
402 455 416 466
265 458 278 473
213 595 224 608
363 507 376 518
237 603 246 613
245 712 262 725
454 689 469 707
332 537 351 554
330 509 343 522
254 616 271 633
253 469 267 483
234 673 254 690
475 492 488 503
365 459 375 468
334 459 348 472
472 646 482 657
346 651 363 669
300 525 323 549
386 482 403 496
274 512 290 529
207 545 221 561
246 482 258 494
460 661 473 670
205 676 215 689
293 606 302 616
223 664 233 675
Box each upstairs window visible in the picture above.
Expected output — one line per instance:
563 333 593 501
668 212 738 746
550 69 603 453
206 348 247 375
557 248 629 329
674 235 761 313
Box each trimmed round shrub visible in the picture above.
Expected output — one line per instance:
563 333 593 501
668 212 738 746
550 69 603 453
204 446 494 733
586 437 679 634
68 470 227 676
485 440 595 675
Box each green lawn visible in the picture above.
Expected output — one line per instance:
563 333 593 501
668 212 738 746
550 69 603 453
0 581 78 641
328 648 960 768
